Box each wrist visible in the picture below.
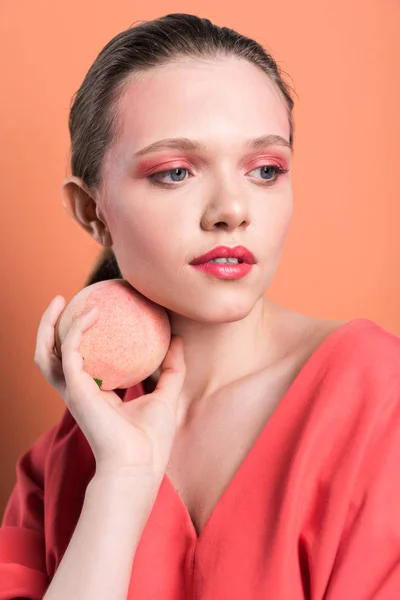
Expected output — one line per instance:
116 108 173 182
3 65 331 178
89 465 162 498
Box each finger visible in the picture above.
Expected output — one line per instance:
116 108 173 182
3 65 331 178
61 306 100 395
34 296 66 377
152 336 186 414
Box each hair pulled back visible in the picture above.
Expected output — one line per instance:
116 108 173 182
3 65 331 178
67 13 296 287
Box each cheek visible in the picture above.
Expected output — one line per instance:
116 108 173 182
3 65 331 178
261 195 293 249
111 207 183 272
279 205 293 241
107 201 154 244
119 224 165 261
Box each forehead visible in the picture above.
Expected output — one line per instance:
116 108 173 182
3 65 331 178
112 56 290 162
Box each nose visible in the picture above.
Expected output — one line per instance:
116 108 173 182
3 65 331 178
200 181 251 232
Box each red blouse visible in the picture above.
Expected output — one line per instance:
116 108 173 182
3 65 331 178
1 318 400 599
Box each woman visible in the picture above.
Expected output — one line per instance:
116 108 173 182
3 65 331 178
2 13 400 600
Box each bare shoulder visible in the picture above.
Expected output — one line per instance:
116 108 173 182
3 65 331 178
275 308 348 364
303 315 347 347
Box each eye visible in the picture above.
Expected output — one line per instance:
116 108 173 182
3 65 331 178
248 164 289 185
146 164 289 187
147 167 191 185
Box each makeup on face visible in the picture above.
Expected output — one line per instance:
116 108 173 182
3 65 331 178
135 153 289 177
131 134 292 177
190 261 253 280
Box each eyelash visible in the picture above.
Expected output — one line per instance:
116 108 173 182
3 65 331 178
146 164 289 187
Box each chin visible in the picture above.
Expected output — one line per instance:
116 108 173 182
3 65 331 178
195 300 256 324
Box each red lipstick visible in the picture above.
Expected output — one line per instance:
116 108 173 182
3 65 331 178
190 245 256 265
189 245 256 280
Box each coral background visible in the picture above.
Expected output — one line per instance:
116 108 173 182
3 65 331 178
1 0 399 517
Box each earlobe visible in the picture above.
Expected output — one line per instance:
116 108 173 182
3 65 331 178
60 176 113 248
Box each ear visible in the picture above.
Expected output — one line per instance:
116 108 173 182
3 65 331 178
60 176 113 248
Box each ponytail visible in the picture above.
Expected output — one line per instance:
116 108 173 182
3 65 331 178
84 247 123 287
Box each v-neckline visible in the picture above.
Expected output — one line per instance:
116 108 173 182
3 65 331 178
137 318 374 542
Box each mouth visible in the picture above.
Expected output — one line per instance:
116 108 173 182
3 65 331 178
189 245 256 266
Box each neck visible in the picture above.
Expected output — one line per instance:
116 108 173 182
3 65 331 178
160 297 284 426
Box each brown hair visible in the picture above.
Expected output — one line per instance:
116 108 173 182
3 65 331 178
71 13 297 288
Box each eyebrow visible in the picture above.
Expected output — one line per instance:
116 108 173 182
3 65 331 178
133 134 292 158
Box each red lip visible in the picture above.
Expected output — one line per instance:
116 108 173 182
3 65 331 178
190 245 257 265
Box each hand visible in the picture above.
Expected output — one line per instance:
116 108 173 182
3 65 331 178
34 295 186 483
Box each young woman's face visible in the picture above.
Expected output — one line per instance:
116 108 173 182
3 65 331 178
99 56 293 322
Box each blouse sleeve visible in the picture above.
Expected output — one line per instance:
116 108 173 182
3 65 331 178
325 390 400 599
0 426 56 600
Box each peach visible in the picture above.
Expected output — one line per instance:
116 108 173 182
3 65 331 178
54 279 171 391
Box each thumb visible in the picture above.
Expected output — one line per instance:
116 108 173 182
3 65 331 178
152 335 186 416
